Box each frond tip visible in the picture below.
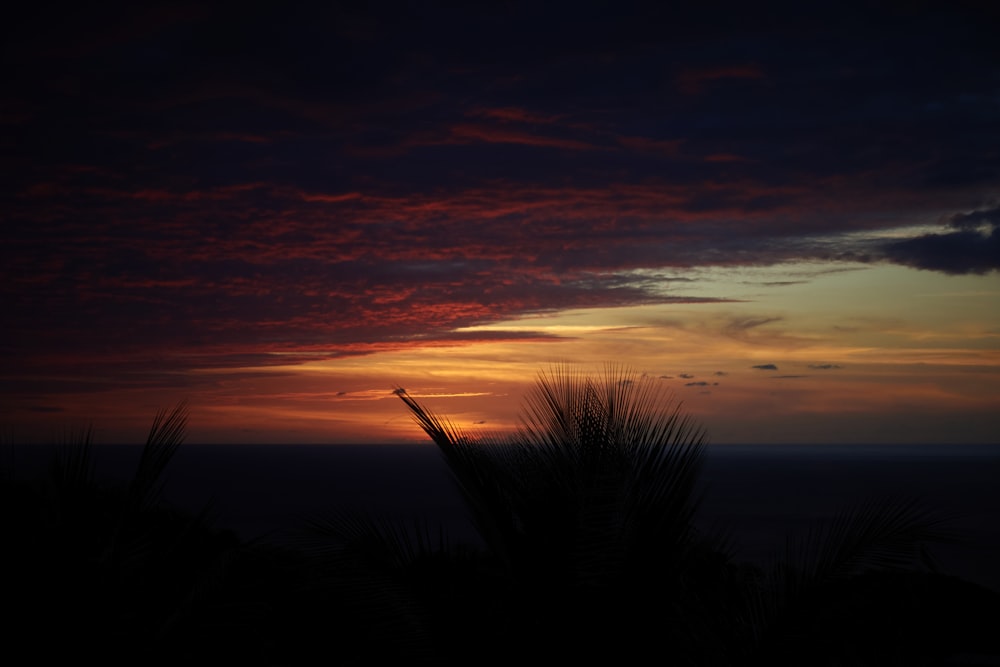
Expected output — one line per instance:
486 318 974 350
392 386 467 449
128 400 189 510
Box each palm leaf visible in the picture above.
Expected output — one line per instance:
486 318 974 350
297 506 450 567
395 364 713 596
780 496 958 593
295 506 467 661
43 426 99 532
746 496 962 663
394 387 525 572
127 400 188 512
48 427 97 491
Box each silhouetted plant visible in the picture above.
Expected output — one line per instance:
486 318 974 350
391 364 976 666
394 364 747 662
295 507 500 662
6 377 986 664
1 402 244 664
749 497 963 666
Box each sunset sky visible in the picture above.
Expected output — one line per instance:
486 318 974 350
3 1 998 445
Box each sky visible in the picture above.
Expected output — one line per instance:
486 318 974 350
2 1 999 445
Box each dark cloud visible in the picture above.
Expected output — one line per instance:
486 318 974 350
879 210 1000 275
947 205 1000 230
808 364 842 370
679 374 694 379
723 318 783 338
751 364 778 370
749 280 808 287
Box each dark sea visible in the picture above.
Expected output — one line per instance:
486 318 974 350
6 443 999 592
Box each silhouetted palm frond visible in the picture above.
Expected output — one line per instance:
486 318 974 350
50 426 96 485
392 366 980 664
295 505 490 663
128 400 188 512
298 507 451 567
395 386 525 572
2 401 256 664
396 363 716 643
776 496 958 595
747 496 962 665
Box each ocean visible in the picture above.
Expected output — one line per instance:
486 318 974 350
5 443 999 591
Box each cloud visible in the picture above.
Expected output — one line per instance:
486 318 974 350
679 373 694 379
469 107 563 125
876 205 1000 275
751 364 778 370
444 123 596 151
748 280 808 287
879 229 999 275
676 63 765 95
4 1 999 407
808 364 842 370
722 317 783 338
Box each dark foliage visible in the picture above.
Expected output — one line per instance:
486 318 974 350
3 377 999 666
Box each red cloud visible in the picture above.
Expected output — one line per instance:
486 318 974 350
469 107 563 125
447 123 594 151
676 64 765 94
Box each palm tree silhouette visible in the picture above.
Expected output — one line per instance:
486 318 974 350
2 402 244 663
390 364 974 665
393 364 747 661
298 364 993 665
